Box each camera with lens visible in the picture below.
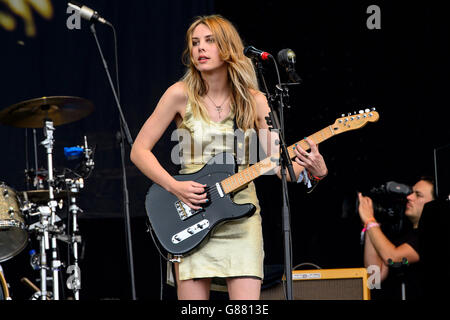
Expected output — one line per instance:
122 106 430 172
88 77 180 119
342 181 412 235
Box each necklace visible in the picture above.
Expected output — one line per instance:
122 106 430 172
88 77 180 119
206 94 229 120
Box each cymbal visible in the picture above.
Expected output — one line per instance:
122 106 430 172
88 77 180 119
0 96 94 128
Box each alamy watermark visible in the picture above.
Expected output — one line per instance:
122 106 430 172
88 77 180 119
367 265 382 289
66 6 81 30
170 128 280 173
367 5 381 30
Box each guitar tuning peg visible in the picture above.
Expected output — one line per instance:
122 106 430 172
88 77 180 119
341 114 345 117
364 108 370 113
371 107 376 111
359 110 364 114
348 113 351 116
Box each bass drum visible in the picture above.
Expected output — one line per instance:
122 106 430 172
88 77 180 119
0 182 28 262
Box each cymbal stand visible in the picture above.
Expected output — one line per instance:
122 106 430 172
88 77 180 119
41 119 61 300
28 205 51 300
65 177 84 300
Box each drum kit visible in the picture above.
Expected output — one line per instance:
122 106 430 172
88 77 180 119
0 96 95 300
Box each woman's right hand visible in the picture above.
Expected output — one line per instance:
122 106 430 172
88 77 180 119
169 180 208 210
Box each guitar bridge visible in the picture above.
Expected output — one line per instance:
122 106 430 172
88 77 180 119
172 219 210 244
175 200 202 221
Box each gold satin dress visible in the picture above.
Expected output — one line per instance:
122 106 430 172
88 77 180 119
168 102 264 290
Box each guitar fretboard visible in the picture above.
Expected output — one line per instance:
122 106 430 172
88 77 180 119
220 125 337 194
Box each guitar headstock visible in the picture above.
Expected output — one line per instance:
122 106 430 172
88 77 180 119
331 108 379 134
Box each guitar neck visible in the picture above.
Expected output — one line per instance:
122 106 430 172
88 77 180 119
220 125 337 194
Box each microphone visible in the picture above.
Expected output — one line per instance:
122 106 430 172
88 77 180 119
277 48 302 84
68 1 110 25
244 46 272 61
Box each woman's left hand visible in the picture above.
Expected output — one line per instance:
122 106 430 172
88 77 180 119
293 137 328 178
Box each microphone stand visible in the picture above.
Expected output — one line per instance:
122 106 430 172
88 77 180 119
255 59 296 300
89 23 137 300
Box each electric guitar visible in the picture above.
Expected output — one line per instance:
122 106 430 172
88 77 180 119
145 109 380 256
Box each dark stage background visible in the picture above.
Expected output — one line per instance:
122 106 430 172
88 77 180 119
0 0 449 300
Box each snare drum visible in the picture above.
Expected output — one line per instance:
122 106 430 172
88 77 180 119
0 182 28 262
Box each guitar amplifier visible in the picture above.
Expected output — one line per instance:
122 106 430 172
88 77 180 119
260 268 370 300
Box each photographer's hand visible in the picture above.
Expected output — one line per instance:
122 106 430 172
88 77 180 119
358 192 375 225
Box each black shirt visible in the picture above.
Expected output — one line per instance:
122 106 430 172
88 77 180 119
417 200 450 300
371 227 423 300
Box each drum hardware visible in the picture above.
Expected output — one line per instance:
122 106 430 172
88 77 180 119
63 136 96 180
20 276 53 300
23 189 68 205
0 96 94 300
24 168 48 190
64 177 85 300
38 119 63 300
20 276 48 300
0 264 11 300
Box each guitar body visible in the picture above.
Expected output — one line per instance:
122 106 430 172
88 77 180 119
145 152 256 256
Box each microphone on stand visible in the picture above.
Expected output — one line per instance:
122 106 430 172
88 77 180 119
68 3 137 300
244 46 272 61
67 1 111 25
277 48 302 84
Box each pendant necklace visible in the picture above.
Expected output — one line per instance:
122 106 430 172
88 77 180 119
206 94 229 120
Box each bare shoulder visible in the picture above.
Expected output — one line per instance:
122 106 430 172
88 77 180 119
163 81 188 111
166 81 187 97
250 89 270 118
250 89 268 106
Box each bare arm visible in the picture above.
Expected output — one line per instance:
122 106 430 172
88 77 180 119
363 231 390 281
130 82 185 190
130 82 207 209
358 193 420 268
366 227 420 265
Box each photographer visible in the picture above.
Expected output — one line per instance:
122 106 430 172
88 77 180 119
358 177 435 299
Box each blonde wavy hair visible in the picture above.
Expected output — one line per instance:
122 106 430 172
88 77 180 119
181 15 260 130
